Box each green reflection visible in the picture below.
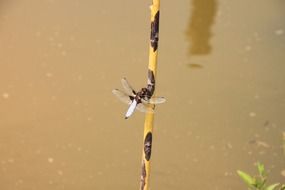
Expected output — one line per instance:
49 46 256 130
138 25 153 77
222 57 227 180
186 0 217 55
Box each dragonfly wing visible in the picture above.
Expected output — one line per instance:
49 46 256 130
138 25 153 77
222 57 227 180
112 89 132 105
149 97 166 104
125 100 137 119
136 103 154 113
121 78 136 96
141 97 166 105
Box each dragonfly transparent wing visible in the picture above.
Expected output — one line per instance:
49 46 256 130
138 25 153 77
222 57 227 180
121 78 136 96
112 89 132 105
142 97 166 105
136 103 154 113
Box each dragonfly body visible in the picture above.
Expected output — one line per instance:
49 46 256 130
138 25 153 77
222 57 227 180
112 78 165 119
125 99 137 119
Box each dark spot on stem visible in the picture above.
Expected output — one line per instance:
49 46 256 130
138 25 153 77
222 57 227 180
144 132 152 161
146 70 155 98
140 160 146 190
150 11 160 52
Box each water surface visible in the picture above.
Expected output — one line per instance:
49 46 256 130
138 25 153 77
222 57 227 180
0 0 284 189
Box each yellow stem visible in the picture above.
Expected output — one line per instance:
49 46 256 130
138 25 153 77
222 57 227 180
139 1 160 190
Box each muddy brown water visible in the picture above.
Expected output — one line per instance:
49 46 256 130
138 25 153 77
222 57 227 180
0 0 284 189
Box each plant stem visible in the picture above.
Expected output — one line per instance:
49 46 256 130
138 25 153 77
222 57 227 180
139 1 160 190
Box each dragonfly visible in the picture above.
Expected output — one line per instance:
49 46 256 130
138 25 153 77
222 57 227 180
112 78 166 119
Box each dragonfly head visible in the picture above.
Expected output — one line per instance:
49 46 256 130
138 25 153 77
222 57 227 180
141 88 148 94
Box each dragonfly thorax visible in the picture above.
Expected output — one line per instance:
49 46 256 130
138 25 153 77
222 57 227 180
135 88 151 103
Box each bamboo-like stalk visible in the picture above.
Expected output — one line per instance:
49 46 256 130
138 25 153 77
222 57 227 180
139 1 160 190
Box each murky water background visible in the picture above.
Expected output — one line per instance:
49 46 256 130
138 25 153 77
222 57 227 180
0 0 284 189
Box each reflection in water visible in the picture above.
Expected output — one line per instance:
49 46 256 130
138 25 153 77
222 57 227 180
186 0 217 55
187 63 204 69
